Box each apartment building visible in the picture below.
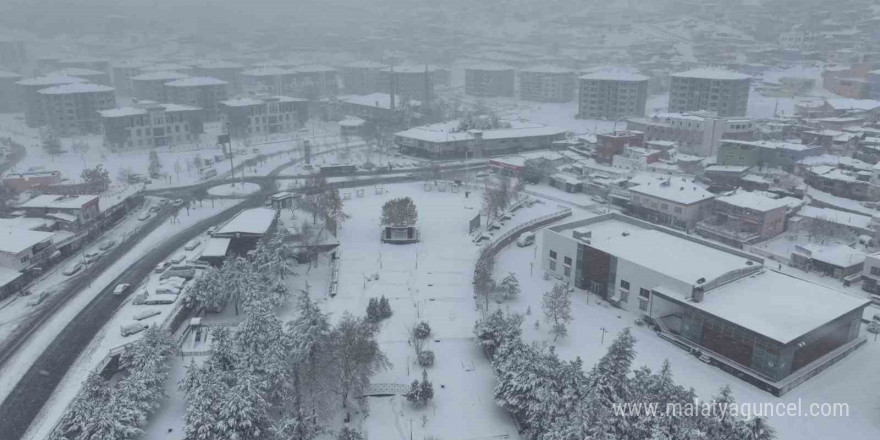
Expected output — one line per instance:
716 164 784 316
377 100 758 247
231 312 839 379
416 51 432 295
860 252 880 294
626 111 757 157
18 194 100 230
163 77 228 121
337 93 418 126
111 60 151 97
290 65 339 98
595 130 644 164
378 65 436 102
696 191 787 248
716 139 825 171
628 176 715 231
394 120 567 159
464 64 515 98
0 71 22 112
668 68 751 117
341 61 386 94
240 67 297 96
0 37 26 69
192 60 244 94
16 74 87 127
868 70 880 101
541 213 868 395
131 71 190 102
577 69 648 119
38 83 116 135
46 67 111 86
55 57 110 75
519 66 576 102
99 103 205 149
218 95 308 139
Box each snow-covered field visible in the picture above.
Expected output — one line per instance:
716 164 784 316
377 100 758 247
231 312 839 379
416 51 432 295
206 182 261 197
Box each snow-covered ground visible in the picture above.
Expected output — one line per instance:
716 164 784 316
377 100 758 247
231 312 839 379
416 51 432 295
14 197 244 440
492 227 880 440
206 182 261 197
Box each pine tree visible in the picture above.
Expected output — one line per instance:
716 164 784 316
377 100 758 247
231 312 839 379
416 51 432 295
81 164 110 192
148 149 162 177
366 297 381 322
473 310 523 358
378 295 392 319
496 272 520 302
337 426 365 440
381 197 419 227
542 283 573 341
405 379 421 406
741 416 776 440
42 129 62 157
419 370 434 403
583 328 636 438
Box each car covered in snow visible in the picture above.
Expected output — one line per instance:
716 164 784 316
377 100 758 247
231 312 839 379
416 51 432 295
184 239 201 251
63 262 84 276
98 239 117 251
26 290 53 307
84 251 102 263
112 283 130 296
137 211 151 221
170 253 186 264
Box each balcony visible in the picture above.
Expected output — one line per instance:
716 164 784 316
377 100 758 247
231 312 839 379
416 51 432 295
696 220 762 245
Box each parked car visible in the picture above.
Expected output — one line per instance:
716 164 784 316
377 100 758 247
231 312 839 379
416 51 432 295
516 232 536 247
27 290 53 307
138 211 151 221
184 239 201 251
173 199 185 207
98 239 117 251
112 283 130 296
134 309 162 321
63 262 83 276
161 266 196 280
155 262 170 273
206 226 216 236
84 251 102 263
170 253 186 264
149 205 160 213
121 322 149 336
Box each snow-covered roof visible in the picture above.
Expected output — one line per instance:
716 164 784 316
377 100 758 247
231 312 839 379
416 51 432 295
463 62 514 72
20 194 98 210
130 71 190 81
37 83 115 95
46 212 77 223
291 64 337 73
339 117 366 127
579 68 648 82
341 93 419 110
0 217 55 230
520 65 574 74
344 61 387 69
218 95 305 107
629 176 714 205
672 68 751 80
164 76 227 87
140 63 192 72
720 139 817 152
241 67 292 76
16 74 86 87
200 237 231 258
193 60 244 69
797 243 866 268
824 98 880 111
46 68 105 77
717 191 789 212
215 208 276 236
797 206 872 229
550 173 582 185
0 70 21 79
379 64 440 73
396 120 566 144
0 227 53 254
704 165 751 173
657 270 868 344
111 59 151 69
0 266 23 288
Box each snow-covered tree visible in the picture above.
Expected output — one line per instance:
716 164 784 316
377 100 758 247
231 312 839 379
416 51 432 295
235 300 288 396
324 188 349 237
81 164 110 193
495 272 520 302
473 310 523 358
148 149 162 177
542 283 573 341
327 313 390 410
381 197 419 227
405 370 434 407
337 426 365 440
473 246 495 310
42 129 62 157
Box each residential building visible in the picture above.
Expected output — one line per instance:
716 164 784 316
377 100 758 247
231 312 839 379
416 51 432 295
803 165 880 201
290 65 339 98
38 83 116 135
16 74 87 127
696 191 788 248
2 170 62 193
240 67 297 96
703 165 751 189
0 227 55 273
868 70 880 101
394 120 567 159
628 176 715 231
668 68 751 117
130 71 189 102
139 63 193 74
611 145 663 170
779 24 818 51
541 213 869 395
627 111 757 157
0 71 22 112
595 130 644 164
791 206 874 238
0 37 26 69
794 98 880 119
163 77 228 121
716 139 825 172
218 95 308 140
378 65 436 102
192 60 244 94
18 194 100 230
99 103 205 149
111 60 151 97
577 69 648 119
45 68 111 86
55 57 110 75
337 93 419 127
519 66 576 102
861 252 880 294
464 64 515 98
341 61 386 95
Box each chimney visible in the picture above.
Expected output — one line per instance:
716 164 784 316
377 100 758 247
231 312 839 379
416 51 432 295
692 285 704 302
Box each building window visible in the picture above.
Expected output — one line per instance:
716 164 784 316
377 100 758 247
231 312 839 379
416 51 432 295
871 266 880 276
564 266 571 277
564 256 572 266
620 279 630 290
549 259 556 271
620 290 629 302
639 298 649 311
661 203 668 211
549 250 557 260
639 288 650 299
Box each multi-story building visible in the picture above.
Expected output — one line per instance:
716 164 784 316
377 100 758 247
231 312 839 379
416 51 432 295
0 227 55 273
860 251 880 294
716 139 825 171
577 70 648 119
38 83 116 135
55 57 110 75
541 213 868 395
45 68 111 86
111 60 151 97
99 103 205 149
464 64 515 98
668 68 751 117
337 93 419 127
696 191 788 248
378 65 436 102
595 130 644 164
192 60 244 94
240 67 297 96
18 194 100 230
341 61 386 95
2 170 62 193
0 37 26 69
519 66 577 102
394 120 567 159
290 65 338 98
218 95 308 140
163 77 228 121
0 71 22 112
628 176 715 231
16 74 87 127
139 63 193 74
867 70 880 101
131 71 189 102
627 111 757 157
778 24 818 51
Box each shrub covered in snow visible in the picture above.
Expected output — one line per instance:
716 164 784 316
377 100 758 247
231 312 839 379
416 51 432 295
418 349 435 367
414 321 431 339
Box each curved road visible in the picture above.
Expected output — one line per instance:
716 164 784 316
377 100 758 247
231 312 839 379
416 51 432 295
0 159 479 440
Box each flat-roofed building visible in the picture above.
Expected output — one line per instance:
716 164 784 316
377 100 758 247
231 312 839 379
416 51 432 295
341 61 386 95
55 57 110 75
16 74 87 127
218 95 308 140
192 60 244 94
628 175 715 231
240 67 297 96
542 213 869 395
394 119 567 159
0 70 22 112
577 69 648 119
669 68 751 117
214 207 278 254
2 170 62 193
716 139 825 171
337 92 419 126
290 64 338 98
378 64 439 102
464 63 515 98
45 67 111 86
163 76 228 121
18 194 100 230
111 60 151 97
519 66 576 102
99 103 204 149
627 111 757 157
0 227 55 273
696 190 788 248
38 83 116 135
131 71 189 102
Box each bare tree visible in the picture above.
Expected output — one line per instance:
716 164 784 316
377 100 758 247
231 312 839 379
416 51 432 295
542 283 573 342
327 314 390 411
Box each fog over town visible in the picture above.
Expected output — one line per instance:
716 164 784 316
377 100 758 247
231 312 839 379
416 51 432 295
0 1 879 439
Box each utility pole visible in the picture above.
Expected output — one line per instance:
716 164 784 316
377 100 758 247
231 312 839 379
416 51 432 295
218 134 233 185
